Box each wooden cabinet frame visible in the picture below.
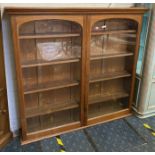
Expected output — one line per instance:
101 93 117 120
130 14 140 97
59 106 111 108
6 8 147 144
85 14 143 125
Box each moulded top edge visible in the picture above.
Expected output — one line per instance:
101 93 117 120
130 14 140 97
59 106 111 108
4 7 148 15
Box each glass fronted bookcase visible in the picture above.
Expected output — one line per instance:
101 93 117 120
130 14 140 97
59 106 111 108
7 8 147 143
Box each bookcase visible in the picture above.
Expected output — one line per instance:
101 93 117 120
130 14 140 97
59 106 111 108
6 8 147 144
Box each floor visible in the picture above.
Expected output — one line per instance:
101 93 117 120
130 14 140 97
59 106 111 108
1 115 155 152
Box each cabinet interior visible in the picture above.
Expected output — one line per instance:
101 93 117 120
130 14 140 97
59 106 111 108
8 8 146 143
19 19 82 133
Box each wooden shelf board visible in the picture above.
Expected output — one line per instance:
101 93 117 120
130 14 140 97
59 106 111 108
22 57 80 68
19 33 81 39
25 121 81 144
90 52 133 60
89 92 129 105
26 101 79 118
5 8 148 15
88 103 128 119
87 109 131 125
23 110 131 145
24 80 79 95
89 71 131 83
27 119 80 134
92 29 136 36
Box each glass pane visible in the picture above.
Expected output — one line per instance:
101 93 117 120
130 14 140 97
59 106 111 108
88 78 130 118
136 12 150 76
89 18 138 118
19 20 81 64
26 87 80 133
19 20 81 35
27 109 79 133
91 19 137 56
92 19 137 32
136 46 144 75
91 34 136 56
23 63 80 92
20 37 81 64
19 19 82 133
90 57 133 80
140 14 148 45
133 77 140 107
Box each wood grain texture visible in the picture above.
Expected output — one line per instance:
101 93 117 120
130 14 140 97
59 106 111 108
9 8 146 144
19 33 81 39
5 7 148 15
21 58 80 68
21 110 131 145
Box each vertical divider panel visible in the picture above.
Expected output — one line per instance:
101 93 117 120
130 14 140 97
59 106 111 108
80 16 87 126
83 15 91 125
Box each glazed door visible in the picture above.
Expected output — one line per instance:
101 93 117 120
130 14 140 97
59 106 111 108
14 15 84 138
86 15 140 124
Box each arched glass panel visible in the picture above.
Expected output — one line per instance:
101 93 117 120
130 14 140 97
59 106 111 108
88 19 138 118
19 19 82 133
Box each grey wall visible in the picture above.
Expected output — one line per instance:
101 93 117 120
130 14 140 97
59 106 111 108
2 14 20 135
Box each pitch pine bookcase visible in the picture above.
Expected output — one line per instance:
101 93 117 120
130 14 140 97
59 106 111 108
6 8 147 144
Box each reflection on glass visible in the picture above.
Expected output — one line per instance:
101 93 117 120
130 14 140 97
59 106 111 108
88 18 138 118
19 19 82 132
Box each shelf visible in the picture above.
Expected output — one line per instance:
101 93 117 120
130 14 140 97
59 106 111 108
27 109 79 133
89 92 129 105
90 52 133 60
26 101 79 118
89 71 131 83
92 30 136 36
24 80 79 95
88 100 128 119
108 37 136 45
22 57 80 68
27 120 80 134
19 33 81 39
